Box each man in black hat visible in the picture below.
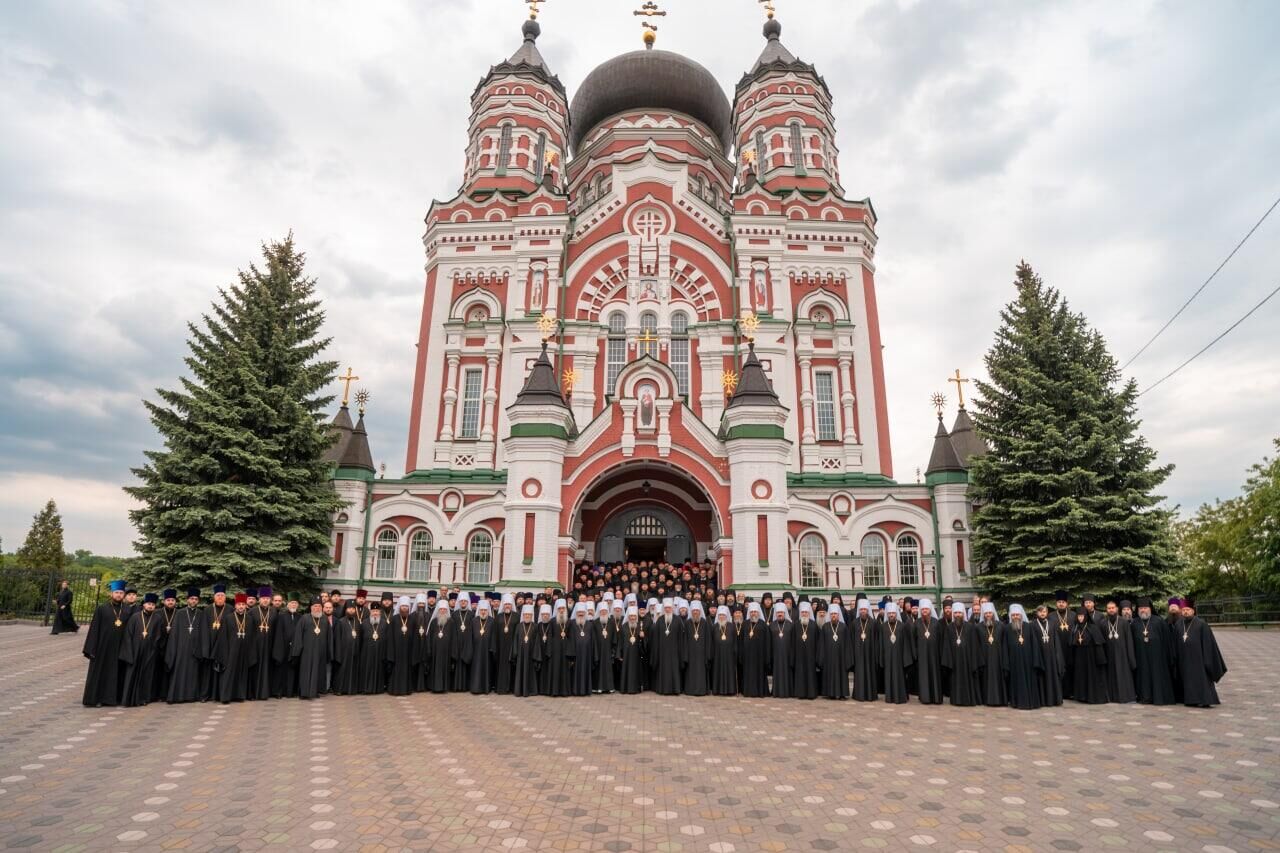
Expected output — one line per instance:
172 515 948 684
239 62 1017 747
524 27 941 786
152 588 179 699
293 596 332 700
1099 598 1137 703
164 588 209 703
120 592 163 707
246 586 276 700
1131 597 1176 705
1173 599 1227 708
272 595 303 698
123 587 140 617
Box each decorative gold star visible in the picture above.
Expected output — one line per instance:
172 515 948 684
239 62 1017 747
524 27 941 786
930 391 946 417
740 311 760 341
562 368 577 393
536 311 558 341
354 388 371 416
721 370 739 395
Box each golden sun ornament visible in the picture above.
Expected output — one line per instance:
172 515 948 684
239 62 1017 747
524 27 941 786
536 312 558 341
354 388 372 416
562 368 577 393
740 312 760 341
721 370 739 395
930 391 946 417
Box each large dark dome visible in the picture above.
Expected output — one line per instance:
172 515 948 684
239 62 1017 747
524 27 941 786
569 50 732 155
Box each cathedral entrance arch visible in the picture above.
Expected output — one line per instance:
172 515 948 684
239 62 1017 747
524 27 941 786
569 460 723 567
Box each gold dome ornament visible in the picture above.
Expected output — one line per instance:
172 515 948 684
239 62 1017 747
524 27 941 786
536 311 558 341
354 388 371 416
721 370 739 397
930 391 946 417
633 1 665 49
562 368 577 395
740 311 760 342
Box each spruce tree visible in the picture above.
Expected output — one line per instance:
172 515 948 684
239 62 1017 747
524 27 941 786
968 262 1179 603
126 236 342 593
16 500 67 571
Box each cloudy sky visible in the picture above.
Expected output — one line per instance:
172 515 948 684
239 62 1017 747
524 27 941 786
2 0 1278 556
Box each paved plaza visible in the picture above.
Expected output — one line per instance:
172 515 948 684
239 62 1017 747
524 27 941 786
0 624 1276 852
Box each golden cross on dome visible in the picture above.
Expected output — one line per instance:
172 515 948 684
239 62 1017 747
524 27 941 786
721 370 739 396
948 368 970 409
633 1 666 48
930 391 946 417
759 0 777 20
525 0 544 20
338 367 360 407
536 311 558 341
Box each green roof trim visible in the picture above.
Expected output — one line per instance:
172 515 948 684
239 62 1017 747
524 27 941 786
925 470 969 486
786 472 898 487
509 423 570 440
724 424 787 441
332 466 375 482
398 469 510 484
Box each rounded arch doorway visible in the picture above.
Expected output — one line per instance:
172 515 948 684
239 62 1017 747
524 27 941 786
598 506 695 565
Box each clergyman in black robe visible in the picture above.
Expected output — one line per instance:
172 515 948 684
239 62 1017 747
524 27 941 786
709 608 739 696
739 604 770 697
792 603 819 699
246 594 276 700
51 581 78 634
451 597 476 692
1131 598 1176 705
332 604 362 696
511 606 540 697
422 603 458 694
650 602 685 695
816 607 853 700
360 606 391 694
119 595 163 707
617 609 646 694
879 604 914 704
976 603 1008 707
1099 602 1137 703
203 592 230 701
1003 604 1042 710
494 596 519 694
1174 603 1227 707
941 603 981 706
292 599 333 700
165 591 209 704
593 604 616 694
544 603 573 696
912 598 944 705
682 602 710 697
1069 608 1109 704
768 604 795 698
1032 604 1065 707
212 596 254 703
386 600 417 696
566 607 598 697
850 603 879 701
82 582 130 706
469 601 499 694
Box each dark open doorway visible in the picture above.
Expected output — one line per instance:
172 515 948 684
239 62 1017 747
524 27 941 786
625 538 666 564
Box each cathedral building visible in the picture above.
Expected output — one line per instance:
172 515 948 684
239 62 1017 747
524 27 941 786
323 10 983 599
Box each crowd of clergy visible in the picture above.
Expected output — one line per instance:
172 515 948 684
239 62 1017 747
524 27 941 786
79 575 1228 711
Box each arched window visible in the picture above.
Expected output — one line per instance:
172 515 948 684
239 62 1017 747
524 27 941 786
496 124 513 176
374 529 398 580
626 514 666 537
408 530 432 582
695 174 706 199
638 312 658 358
534 132 547 181
670 311 690 396
799 534 825 588
861 534 886 587
897 534 921 586
790 123 807 175
606 311 627 394
466 531 493 585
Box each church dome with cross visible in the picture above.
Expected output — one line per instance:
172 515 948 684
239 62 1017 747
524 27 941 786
321 0 980 603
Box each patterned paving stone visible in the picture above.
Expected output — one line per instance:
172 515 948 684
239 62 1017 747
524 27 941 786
1 624 1279 851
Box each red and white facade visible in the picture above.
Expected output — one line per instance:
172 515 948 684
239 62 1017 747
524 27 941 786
326 17 979 598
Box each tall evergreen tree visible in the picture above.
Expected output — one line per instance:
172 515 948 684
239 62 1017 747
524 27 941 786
969 261 1179 602
126 236 342 593
16 499 67 571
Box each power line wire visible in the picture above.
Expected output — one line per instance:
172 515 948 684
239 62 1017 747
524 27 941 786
1121 193 1280 370
1138 280 1280 396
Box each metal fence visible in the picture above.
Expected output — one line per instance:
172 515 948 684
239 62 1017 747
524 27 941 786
0 568 105 625
1194 595 1280 627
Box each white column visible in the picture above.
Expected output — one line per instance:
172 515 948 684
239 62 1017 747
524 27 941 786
839 355 857 442
481 354 499 442
440 353 460 441
798 357 816 444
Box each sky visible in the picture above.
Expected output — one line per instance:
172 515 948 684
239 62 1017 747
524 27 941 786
1 0 1278 557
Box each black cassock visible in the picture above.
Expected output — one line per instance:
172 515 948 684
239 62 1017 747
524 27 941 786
1033 618 1065 707
359 619 389 694
617 623 646 694
494 612 519 694
739 620 770 697
213 612 254 703
709 623 739 696
880 619 914 704
272 611 302 698
594 618 616 693
1004 621 1042 710
292 615 332 700
332 616 361 695
1175 617 1227 707
452 611 475 692
976 620 1008 707
469 617 498 694
410 609 430 687
769 620 795 698
940 620 981 706
119 609 163 707
682 618 710 697
511 621 539 697
1131 616 1176 705
52 587 78 634
165 606 209 704
422 616 458 693
792 620 819 699
912 616 944 704
1069 620 1109 704
386 613 416 696
543 621 573 696
850 617 879 701
649 616 684 695
246 606 276 700
1100 616 1137 703
1050 609 1075 697
82 602 129 706
152 606 177 700
816 620 853 699
566 622 598 696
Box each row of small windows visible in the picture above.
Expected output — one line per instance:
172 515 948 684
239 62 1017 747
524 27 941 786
374 528 494 585
797 533 921 589
605 310 690 396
